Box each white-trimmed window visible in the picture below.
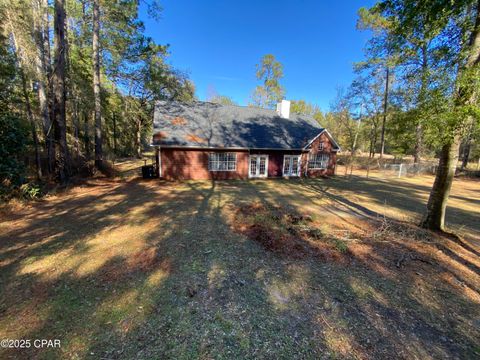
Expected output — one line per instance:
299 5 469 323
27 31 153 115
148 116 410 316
308 153 329 169
319 141 324 151
208 152 236 171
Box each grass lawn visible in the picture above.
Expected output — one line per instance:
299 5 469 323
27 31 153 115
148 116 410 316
0 162 479 359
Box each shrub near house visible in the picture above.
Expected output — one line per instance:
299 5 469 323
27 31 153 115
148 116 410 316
152 100 340 180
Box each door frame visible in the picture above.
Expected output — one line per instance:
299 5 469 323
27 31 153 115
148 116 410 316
249 154 269 178
282 154 301 177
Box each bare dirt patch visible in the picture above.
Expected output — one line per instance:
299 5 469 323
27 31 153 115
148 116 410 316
231 201 350 262
99 248 172 283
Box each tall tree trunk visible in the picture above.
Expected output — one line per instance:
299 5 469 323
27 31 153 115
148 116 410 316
93 0 103 169
414 44 429 164
421 0 480 231
380 66 389 159
6 11 42 180
22 76 42 180
41 0 55 175
73 99 80 164
33 0 50 153
52 0 69 183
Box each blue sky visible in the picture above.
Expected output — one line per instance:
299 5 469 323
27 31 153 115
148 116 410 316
139 0 375 111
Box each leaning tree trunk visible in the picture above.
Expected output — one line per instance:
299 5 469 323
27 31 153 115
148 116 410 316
52 0 69 183
420 137 460 230
93 0 103 169
421 0 480 231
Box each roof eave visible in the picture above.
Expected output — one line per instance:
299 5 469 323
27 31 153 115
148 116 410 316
150 144 307 151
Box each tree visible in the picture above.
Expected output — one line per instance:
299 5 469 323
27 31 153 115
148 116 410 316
3 1 44 180
250 54 285 108
290 100 322 116
33 0 53 171
0 28 29 190
208 94 236 105
206 85 236 105
369 1 450 164
421 1 480 231
93 0 102 169
0 0 195 190
460 122 480 169
361 0 480 231
52 0 69 183
329 87 363 155
357 7 396 159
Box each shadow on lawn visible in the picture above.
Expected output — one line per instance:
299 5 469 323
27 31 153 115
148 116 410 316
0 178 479 359
300 176 480 233
237 180 480 355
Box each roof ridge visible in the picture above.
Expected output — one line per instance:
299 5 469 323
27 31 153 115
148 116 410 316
158 99 280 114
158 99 322 124
197 100 278 114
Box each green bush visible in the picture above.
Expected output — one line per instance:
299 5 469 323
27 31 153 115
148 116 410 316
0 113 28 183
0 113 29 200
20 183 42 200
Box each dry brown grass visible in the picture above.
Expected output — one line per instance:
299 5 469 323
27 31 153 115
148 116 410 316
0 166 479 359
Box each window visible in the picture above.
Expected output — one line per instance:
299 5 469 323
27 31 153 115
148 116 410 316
319 142 324 151
208 152 236 171
308 153 329 169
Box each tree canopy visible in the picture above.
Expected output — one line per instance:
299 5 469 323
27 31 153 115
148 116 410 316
0 0 195 186
250 54 285 109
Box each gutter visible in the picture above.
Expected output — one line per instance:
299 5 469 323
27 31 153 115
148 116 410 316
149 144 308 152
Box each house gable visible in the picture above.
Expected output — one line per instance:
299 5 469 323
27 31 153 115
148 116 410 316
301 131 337 176
303 129 340 152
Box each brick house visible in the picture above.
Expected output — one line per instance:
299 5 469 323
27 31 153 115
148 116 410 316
152 100 340 180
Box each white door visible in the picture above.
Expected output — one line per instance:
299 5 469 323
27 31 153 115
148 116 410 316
283 155 301 176
249 155 268 178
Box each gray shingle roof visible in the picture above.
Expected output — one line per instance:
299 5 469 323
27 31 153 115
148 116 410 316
152 100 330 150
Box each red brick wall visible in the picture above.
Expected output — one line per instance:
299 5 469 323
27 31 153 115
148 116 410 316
160 148 249 180
158 133 337 180
303 132 337 177
249 150 303 177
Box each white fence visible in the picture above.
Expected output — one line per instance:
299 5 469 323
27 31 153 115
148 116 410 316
381 163 437 178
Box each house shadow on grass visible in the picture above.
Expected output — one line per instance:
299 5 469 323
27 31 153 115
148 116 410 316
0 178 479 359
